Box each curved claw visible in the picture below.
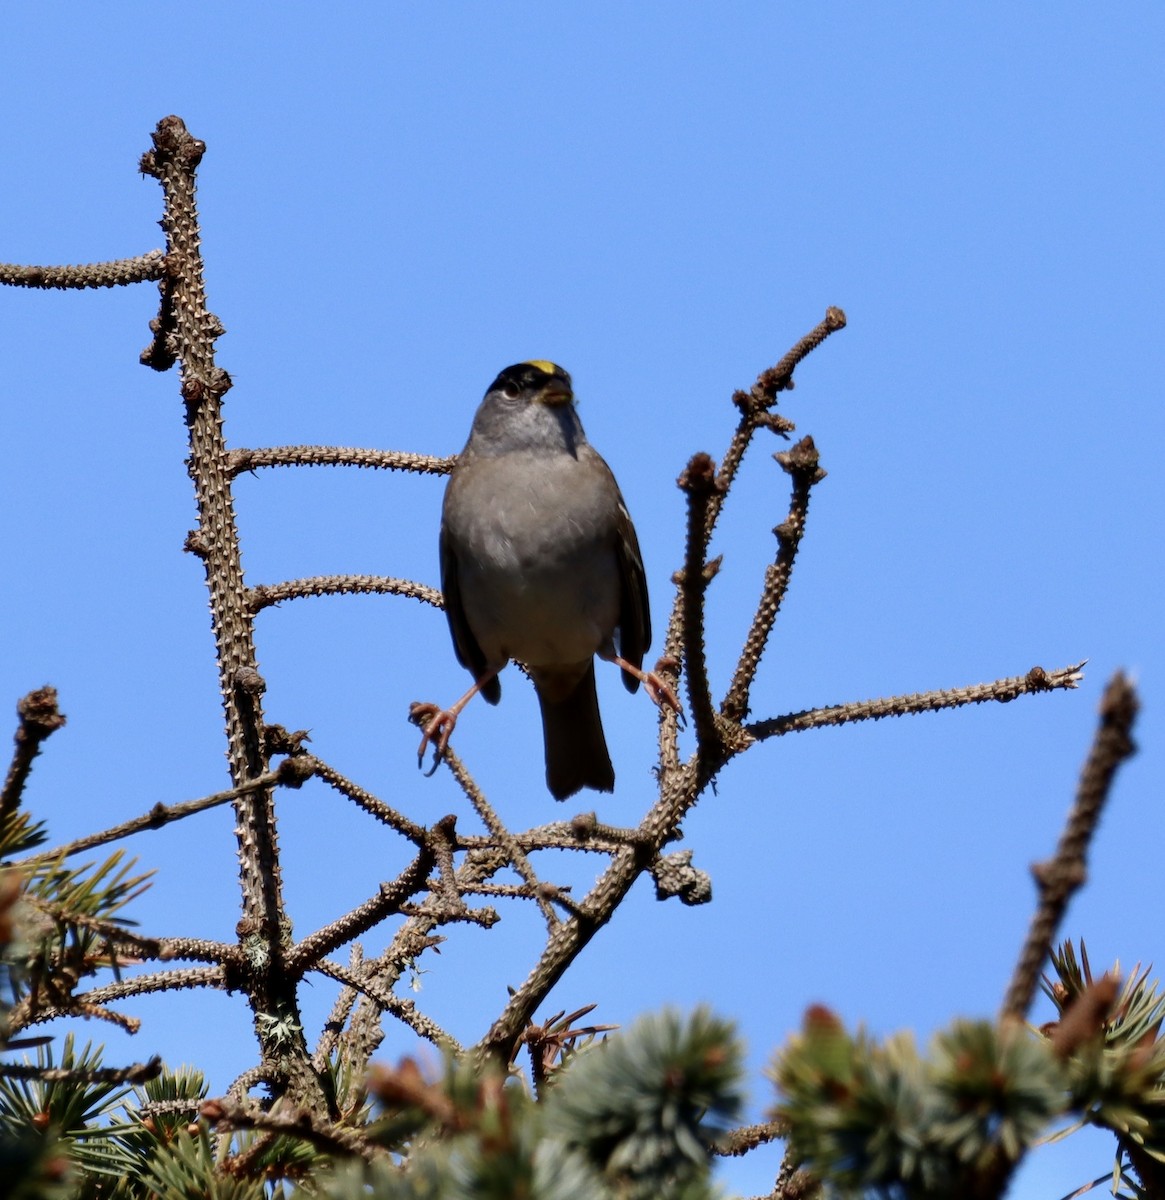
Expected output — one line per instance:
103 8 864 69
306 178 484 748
409 701 457 776
642 670 683 718
601 650 685 725
408 672 498 777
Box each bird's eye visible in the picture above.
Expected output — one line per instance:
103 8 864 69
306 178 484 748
501 381 520 399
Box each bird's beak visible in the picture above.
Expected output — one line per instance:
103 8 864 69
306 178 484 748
536 379 574 407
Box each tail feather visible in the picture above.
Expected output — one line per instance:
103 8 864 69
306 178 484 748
536 662 614 800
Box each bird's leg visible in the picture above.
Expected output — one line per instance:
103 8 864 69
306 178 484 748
410 669 499 775
600 652 684 716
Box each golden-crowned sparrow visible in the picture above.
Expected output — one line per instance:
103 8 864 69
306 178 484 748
415 361 678 800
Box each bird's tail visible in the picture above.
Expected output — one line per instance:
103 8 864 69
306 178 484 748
537 662 615 800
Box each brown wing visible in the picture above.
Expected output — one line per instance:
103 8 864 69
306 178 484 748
439 521 502 704
614 492 651 694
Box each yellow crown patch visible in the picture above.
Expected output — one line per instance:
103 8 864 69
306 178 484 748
524 360 561 375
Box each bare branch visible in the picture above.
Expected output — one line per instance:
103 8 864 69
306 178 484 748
0 250 165 290
203 1096 383 1162
314 957 459 1050
18 966 228 1021
229 444 453 476
312 944 363 1071
13 769 284 866
427 815 468 914
454 812 640 857
723 436 826 723
285 848 436 974
139 118 319 1103
2 687 67 821
441 742 561 930
307 756 428 844
250 573 442 613
476 843 644 1062
0 1056 162 1085
746 661 1087 742
460 880 582 918
715 1118 788 1157
660 312 848 778
715 306 846 513
17 895 236 967
755 306 848 399
676 453 726 760
1000 672 1139 1022
12 998 143 1035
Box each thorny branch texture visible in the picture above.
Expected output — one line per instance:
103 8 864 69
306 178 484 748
1000 671 1139 1023
2 116 1088 1146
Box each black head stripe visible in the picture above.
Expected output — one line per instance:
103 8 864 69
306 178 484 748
487 361 571 396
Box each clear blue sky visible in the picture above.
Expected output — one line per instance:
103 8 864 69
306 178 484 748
2 6 1162 1195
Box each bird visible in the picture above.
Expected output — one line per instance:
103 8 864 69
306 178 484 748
413 360 680 800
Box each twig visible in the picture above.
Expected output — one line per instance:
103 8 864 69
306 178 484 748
2 687 67 821
332 867 505 1076
722 437 825 722
314 958 459 1050
755 307 848 398
13 769 284 866
461 881 583 919
16 896 235 966
348 845 514 1064
0 1057 162 1084
441 742 561 929
715 307 846 516
0 251 165 290
285 848 436 974
715 1118 788 1157
453 816 638 856
759 1145 817 1200
476 843 644 1062
307 756 427 843
313 944 363 1071
427 815 467 914
202 1096 383 1162
229 444 453 476
676 453 726 762
225 1065 274 1102
14 998 142 1035
249 574 442 613
660 312 847 770
49 966 227 1010
1000 672 1139 1022
746 661 1087 742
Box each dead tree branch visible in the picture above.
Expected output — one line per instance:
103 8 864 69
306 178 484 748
1000 671 1139 1022
2 687 66 821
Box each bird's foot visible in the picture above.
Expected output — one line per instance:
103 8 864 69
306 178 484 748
604 652 685 722
409 673 499 776
643 669 683 719
409 701 457 776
